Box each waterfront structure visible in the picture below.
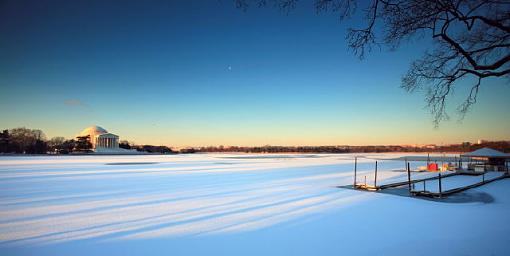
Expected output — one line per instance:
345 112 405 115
78 126 120 152
461 147 510 172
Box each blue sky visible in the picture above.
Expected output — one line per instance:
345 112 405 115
0 0 509 146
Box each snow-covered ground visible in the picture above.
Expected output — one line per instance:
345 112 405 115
0 153 509 256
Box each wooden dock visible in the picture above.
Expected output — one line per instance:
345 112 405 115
411 173 509 198
379 172 458 190
350 156 509 198
354 172 459 191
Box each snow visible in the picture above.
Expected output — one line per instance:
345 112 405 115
0 153 509 256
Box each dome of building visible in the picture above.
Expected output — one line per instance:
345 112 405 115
79 125 108 138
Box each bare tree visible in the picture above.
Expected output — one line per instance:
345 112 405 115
48 136 66 152
49 137 65 147
234 0 510 125
32 129 47 141
9 127 36 153
9 127 48 153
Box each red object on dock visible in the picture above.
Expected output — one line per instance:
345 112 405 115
428 163 438 171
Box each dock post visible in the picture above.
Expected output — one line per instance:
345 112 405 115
438 171 443 198
441 154 444 172
353 157 357 188
482 172 485 183
427 153 430 167
374 161 378 188
407 162 412 195
423 180 426 192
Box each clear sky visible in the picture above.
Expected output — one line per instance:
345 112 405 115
0 0 509 147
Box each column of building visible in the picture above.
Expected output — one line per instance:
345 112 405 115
94 137 119 149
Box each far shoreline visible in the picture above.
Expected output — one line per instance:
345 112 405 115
0 151 471 157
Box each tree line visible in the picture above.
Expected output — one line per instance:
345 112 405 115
1 127 508 155
118 141 175 154
0 127 174 154
195 141 510 154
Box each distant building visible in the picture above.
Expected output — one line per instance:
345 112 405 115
477 139 489 144
79 125 120 152
422 144 437 149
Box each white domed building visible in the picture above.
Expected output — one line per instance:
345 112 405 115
78 125 121 152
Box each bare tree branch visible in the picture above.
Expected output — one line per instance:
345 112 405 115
233 0 510 125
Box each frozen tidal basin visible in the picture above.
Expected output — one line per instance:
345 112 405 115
0 154 509 256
